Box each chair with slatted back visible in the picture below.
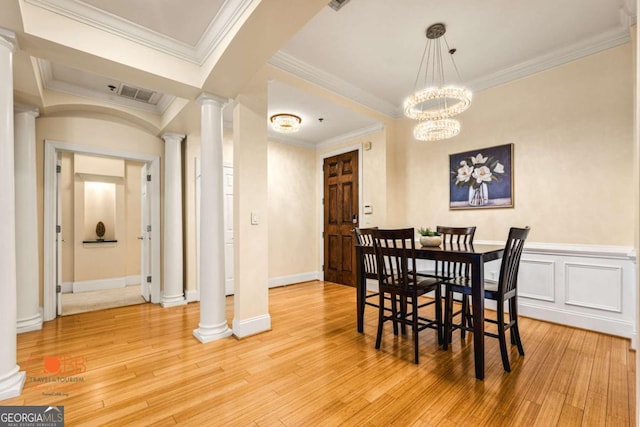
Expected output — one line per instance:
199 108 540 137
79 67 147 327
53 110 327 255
435 226 476 345
443 227 530 372
353 227 390 327
371 228 442 364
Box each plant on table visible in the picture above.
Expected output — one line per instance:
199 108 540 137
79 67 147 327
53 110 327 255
417 227 442 247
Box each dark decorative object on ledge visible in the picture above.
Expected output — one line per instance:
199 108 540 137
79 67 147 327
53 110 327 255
96 221 106 241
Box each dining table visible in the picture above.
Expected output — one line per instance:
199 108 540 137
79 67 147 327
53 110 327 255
355 241 505 380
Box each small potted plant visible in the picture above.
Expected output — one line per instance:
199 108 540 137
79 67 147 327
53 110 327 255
417 227 442 247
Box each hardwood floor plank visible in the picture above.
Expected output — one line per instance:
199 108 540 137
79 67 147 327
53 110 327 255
0 281 633 426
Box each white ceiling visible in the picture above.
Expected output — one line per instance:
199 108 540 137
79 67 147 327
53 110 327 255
21 0 636 145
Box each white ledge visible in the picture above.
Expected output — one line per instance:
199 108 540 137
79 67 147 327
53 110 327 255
475 240 635 260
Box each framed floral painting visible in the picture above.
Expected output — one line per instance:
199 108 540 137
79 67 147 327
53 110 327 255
449 143 513 209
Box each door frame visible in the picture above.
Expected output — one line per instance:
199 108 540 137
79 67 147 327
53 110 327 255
43 139 162 321
318 144 363 281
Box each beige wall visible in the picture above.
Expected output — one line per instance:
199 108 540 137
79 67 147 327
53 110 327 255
60 154 143 283
268 141 318 278
37 115 163 293
397 44 633 245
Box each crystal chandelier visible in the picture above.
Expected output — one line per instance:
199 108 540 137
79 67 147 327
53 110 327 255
269 113 302 133
404 23 472 141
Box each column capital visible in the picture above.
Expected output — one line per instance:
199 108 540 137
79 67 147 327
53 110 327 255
14 104 39 118
0 29 17 52
197 93 228 108
161 133 185 144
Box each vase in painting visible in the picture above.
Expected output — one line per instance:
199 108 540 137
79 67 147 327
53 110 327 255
468 183 489 206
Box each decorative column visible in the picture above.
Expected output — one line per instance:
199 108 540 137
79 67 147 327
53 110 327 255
0 30 25 400
161 133 187 308
15 105 42 333
193 93 232 343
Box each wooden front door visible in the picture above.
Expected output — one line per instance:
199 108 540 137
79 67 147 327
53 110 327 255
323 150 359 286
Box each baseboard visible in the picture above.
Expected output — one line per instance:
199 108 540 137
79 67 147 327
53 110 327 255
125 275 140 286
17 310 43 334
185 289 200 302
61 282 73 294
73 277 126 293
268 271 321 288
519 301 635 340
232 314 271 338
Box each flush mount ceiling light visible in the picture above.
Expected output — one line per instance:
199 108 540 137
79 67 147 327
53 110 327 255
269 113 302 133
404 23 472 141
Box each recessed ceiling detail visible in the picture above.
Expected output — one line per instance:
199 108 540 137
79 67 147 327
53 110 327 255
37 59 175 114
24 0 260 64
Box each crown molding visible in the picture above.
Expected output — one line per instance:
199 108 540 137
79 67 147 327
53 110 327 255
269 51 399 118
619 1 637 27
467 27 631 93
267 131 316 149
25 0 258 65
316 123 384 150
37 59 176 115
0 29 17 51
271 25 631 120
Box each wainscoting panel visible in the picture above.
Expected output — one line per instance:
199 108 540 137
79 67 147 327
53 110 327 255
514 243 635 347
565 262 622 312
518 259 556 302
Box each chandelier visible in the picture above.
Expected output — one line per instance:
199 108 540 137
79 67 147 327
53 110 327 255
269 113 302 133
403 23 472 141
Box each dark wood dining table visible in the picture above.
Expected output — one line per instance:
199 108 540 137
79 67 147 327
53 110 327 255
355 242 505 380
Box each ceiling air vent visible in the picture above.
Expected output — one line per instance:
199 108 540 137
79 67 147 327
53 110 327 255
328 0 350 11
117 84 158 104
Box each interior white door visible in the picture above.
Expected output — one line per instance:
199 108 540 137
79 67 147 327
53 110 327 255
223 166 234 296
55 154 62 315
195 162 234 296
140 163 151 301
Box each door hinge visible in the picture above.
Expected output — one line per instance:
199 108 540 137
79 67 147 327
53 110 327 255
146 225 151 232
56 285 61 293
56 165 61 173
56 225 61 233
322 198 324 205
322 265 324 271
146 276 152 283
147 174 152 182
322 231 325 238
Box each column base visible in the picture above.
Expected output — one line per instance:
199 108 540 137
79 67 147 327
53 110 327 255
232 314 271 338
193 322 233 343
0 366 25 401
161 295 187 308
17 311 43 334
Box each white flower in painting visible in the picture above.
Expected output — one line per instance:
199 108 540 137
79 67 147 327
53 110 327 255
459 160 468 167
456 164 474 184
471 153 488 165
472 165 493 183
494 162 504 174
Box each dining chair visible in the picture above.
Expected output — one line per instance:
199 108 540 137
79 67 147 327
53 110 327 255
416 226 476 344
442 226 530 372
371 228 442 364
354 227 397 333
437 226 476 343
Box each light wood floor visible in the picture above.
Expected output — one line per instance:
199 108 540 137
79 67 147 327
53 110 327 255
3 281 635 426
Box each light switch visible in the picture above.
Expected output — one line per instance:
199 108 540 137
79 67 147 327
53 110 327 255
363 205 373 214
251 212 259 225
